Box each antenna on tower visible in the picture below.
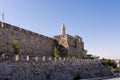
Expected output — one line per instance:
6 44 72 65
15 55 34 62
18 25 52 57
1 9 4 27
2 9 4 22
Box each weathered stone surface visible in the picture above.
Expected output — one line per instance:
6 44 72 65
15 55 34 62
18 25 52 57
0 60 113 80
53 34 84 57
0 22 54 56
0 22 113 80
0 22 84 57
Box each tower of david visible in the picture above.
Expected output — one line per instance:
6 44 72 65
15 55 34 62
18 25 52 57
0 22 84 57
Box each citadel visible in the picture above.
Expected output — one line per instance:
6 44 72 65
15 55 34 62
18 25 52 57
0 21 113 80
0 22 84 57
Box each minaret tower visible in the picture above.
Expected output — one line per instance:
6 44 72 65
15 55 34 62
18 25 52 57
61 24 66 35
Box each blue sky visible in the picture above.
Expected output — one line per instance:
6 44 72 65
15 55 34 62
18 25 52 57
0 0 120 59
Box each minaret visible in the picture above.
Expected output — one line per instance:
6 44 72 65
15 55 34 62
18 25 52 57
61 24 66 35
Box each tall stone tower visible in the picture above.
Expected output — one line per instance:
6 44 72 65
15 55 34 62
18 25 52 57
53 24 84 57
61 24 66 35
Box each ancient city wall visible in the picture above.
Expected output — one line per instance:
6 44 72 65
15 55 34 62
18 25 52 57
0 55 113 80
0 22 113 80
0 22 54 56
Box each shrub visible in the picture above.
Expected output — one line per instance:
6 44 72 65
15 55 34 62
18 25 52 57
67 50 72 58
53 47 59 58
13 39 20 55
83 49 87 56
101 58 119 73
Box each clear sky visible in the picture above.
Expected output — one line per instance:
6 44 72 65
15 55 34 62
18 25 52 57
0 0 120 59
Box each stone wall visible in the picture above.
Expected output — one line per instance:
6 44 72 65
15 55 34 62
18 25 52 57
0 22 84 57
67 35 84 57
53 34 84 57
53 35 68 56
0 56 113 80
53 35 68 48
0 22 113 80
0 22 54 56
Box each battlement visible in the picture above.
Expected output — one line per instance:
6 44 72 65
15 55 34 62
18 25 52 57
0 22 52 40
74 35 82 42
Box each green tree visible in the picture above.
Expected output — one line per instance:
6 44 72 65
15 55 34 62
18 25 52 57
83 49 87 58
101 58 119 73
67 50 72 58
53 47 59 58
13 39 20 55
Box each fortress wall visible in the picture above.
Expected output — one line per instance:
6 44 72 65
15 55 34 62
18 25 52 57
66 34 83 57
0 22 54 56
53 34 84 57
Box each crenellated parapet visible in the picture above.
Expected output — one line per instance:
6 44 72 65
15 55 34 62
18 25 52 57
0 22 52 40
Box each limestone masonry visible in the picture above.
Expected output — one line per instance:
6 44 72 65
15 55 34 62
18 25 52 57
0 57 113 80
0 22 84 57
0 22 113 80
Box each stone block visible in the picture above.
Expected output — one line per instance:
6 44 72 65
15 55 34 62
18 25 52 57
35 56 38 61
15 55 19 61
26 56 29 61
48 56 52 61
59 57 61 61
42 56 46 61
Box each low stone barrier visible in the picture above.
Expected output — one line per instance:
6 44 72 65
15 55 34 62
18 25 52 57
0 55 101 64
0 55 113 80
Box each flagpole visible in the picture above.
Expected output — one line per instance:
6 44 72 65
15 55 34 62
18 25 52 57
1 9 4 27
